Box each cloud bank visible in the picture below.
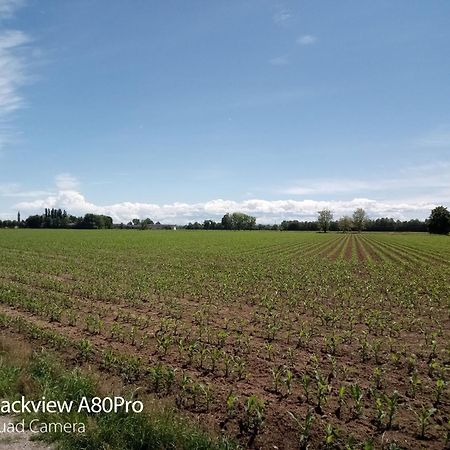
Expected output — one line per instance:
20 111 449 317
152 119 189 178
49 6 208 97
12 174 441 224
0 0 31 152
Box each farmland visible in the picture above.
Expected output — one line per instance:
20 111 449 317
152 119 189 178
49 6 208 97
0 229 449 449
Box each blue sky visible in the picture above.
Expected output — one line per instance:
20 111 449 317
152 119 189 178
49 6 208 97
0 0 449 223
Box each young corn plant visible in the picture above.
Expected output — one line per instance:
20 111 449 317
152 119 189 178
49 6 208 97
297 329 311 349
178 373 192 408
271 365 284 395
315 374 331 414
372 366 384 390
283 368 294 396
223 352 233 378
226 392 238 419
385 390 399 430
409 371 421 398
199 383 213 411
285 347 295 367
216 330 228 347
302 373 312 404
242 395 265 439
209 347 222 374
358 333 370 363
156 334 173 357
77 338 94 361
66 310 77 327
85 314 103 335
327 354 338 379
264 342 274 361
324 423 339 448
234 356 247 380
335 385 346 419
349 384 364 418
372 339 383 364
428 358 440 378
324 333 342 356
129 325 138 346
434 378 446 405
406 354 417 374
413 405 436 439
428 337 437 362
288 409 315 450
373 394 386 430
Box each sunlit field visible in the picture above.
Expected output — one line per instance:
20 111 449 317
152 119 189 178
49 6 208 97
0 230 449 449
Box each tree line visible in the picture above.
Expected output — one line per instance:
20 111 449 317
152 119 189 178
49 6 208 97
312 206 449 234
0 208 113 229
1 206 449 234
185 207 450 234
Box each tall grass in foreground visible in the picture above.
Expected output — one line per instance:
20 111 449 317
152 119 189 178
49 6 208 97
0 338 238 450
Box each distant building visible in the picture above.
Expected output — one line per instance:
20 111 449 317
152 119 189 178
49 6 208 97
147 224 177 230
116 222 176 230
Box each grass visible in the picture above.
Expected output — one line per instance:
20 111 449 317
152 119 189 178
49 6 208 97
0 336 238 450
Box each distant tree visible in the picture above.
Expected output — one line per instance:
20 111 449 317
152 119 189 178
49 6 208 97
221 213 233 230
25 215 43 228
352 208 368 232
231 212 256 230
428 206 450 235
186 221 203 230
203 219 219 230
140 218 154 229
77 213 113 229
338 216 353 233
132 218 140 226
280 220 318 231
317 209 333 233
221 212 256 230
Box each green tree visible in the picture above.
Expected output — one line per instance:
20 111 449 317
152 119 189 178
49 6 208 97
428 206 450 235
338 216 353 233
221 212 256 230
140 218 154 229
317 209 333 233
352 208 367 232
230 212 256 230
221 213 233 230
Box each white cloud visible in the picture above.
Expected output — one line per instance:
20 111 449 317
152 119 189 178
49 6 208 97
0 30 30 117
296 35 317 46
14 191 441 224
0 0 31 154
8 163 449 224
284 161 450 196
0 182 52 197
55 173 80 191
0 0 24 19
273 9 291 25
269 55 289 66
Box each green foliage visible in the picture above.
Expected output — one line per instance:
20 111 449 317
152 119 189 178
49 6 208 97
317 209 333 233
221 212 256 230
1 346 237 450
428 205 450 234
